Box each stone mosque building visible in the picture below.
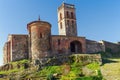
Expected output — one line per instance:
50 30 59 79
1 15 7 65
3 3 120 64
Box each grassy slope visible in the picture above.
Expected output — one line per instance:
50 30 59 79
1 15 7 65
34 62 103 80
2 52 120 80
0 60 103 80
0 59 29 74
101 58 120 80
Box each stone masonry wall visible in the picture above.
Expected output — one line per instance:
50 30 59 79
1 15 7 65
51 35 86 54
3 35 13 64
3 43 8 64
58 3 77 36
11 35 28 61
27 21 51 62
101 40 120 53
3 42 11 64
86 39 105 53
34 54 102 68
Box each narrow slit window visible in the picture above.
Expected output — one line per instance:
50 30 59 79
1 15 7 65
40 33 42 38
60 13 62 20
71 12 74 19
58 39 60 45
67 20 69 26
72 21 74 27
66 11 69 18
60 22 62 29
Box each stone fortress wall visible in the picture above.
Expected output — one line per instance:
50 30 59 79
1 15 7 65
11 35 28 61
3 35 28 64
51 35 86 54
3 3 120 64
99 40 120 53
4 34 120 64
86 40 120 54
86 39 105 53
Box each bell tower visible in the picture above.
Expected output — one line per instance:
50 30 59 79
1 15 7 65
58 3 77 36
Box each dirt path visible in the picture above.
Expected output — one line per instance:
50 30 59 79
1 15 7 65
101 59 120 80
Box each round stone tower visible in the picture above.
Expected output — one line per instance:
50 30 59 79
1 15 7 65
27 19 51 62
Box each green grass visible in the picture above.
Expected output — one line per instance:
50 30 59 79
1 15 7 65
18 59 29 63
35 66 62 77
34 62 102 80
9 59 29 64
101 58 120 80
86 62 100 70
0 68 23 74
33 63 82 79
0 59 29 75
0 58 103 80
34 63 101 80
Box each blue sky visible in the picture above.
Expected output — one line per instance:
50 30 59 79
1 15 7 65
0 0 120 65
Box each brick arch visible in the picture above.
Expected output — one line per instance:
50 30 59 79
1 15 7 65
70 40 82 53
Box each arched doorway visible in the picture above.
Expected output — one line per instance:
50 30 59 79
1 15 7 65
70 41 82 53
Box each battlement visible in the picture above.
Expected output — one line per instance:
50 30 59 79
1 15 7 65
58 3 75 10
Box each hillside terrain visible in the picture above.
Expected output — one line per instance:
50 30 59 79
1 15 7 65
1 53 120 80
101 58 120 80
0 54 103 80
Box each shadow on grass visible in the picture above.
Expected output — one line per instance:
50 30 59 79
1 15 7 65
102 58 118 65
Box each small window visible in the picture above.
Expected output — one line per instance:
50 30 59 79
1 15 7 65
58 39 60 45
72 21 74 27
66 11 69 18
67 20 69 26
71 12 74 19
60 22 62 29
40 33 42 38
60 13 62 20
